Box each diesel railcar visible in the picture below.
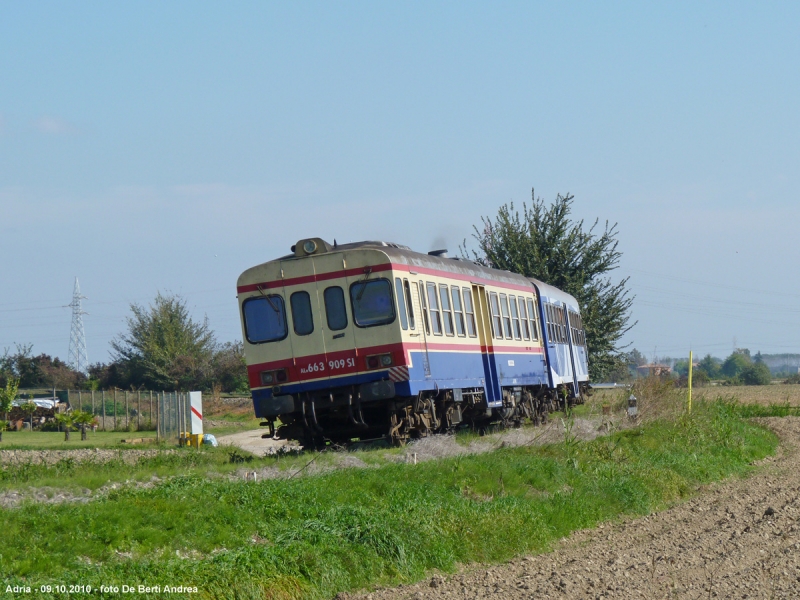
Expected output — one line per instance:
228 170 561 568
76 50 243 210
237 238 589 446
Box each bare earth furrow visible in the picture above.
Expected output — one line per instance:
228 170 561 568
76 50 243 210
351 417 800 600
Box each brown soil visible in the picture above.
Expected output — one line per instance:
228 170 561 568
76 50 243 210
350 417 800 600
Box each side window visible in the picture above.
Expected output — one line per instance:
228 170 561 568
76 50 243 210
462 288 477 337
545 304 555 341
418 281 431 335
526 298 538 341
350 279 395 327
518 297 530 341
559 307 567 343
499 293 512 339
426 282 442 335
439 284 454 336
290 291 314 336
451 287 466 336
489 292 502 339
394 278 408 330
323 286 348 331
509 295 522 340
242 295 287 343
403 279 416 330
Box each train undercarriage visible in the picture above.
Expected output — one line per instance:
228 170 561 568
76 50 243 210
260 383 588 449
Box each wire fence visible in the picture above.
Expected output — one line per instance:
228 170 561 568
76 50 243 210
61 389 194 441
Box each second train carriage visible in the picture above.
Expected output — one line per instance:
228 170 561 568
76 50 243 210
237 238 589 446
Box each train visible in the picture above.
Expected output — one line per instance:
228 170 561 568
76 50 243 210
236 237 590 447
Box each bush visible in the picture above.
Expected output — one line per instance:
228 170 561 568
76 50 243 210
784 373 800 385
741 362 772 386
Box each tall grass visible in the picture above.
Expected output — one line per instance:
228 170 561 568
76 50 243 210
0 398 778 600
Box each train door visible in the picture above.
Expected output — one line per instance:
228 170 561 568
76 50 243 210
279 258 327 378
412 280 431 377
310 254 359 381
472 284 501 405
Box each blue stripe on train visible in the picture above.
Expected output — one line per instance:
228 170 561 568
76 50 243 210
252 349 551 409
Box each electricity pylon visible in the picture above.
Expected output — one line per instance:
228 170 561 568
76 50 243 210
67 277 89 375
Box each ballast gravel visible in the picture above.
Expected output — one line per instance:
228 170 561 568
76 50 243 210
348 417 800 600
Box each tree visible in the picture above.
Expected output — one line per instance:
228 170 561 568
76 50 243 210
111 293 216 391
465 190 635 380
72 411 96 441
54 413 74 441
697 354 721 379
741 362 772 386
0 345 85 389
20 400 37 431
722 349 752 378
0 377 19 420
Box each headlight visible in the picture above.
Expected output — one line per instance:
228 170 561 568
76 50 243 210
303 240 318 254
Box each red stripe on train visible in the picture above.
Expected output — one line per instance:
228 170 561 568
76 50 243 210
237 262 536 295
237 263 393 293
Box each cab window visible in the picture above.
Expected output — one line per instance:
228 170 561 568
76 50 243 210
243 295 287 343
324 286 348 331
350 279 396 327
290 291 314 336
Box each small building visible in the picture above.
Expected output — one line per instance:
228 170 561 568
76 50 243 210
636 363 673 377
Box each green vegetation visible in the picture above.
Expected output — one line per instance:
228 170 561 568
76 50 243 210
0 430 158 452
464 191 633 380
0 399 779 599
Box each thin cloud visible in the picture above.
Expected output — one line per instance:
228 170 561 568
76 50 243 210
33 115 79 135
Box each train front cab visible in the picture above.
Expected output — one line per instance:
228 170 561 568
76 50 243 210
237 242 409 442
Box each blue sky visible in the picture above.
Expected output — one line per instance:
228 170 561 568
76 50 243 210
1 1 799 365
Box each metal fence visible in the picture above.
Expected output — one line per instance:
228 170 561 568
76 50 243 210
62 389 194 441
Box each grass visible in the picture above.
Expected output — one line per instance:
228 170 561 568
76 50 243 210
0 430 158 450
0 398 780 599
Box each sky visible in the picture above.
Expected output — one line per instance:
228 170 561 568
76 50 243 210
1 1 799 367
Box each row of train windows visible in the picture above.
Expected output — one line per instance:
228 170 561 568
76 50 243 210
394 278 478 338
242 279 395 343
487 291 540 342
395 278 541 343
543 303 587 347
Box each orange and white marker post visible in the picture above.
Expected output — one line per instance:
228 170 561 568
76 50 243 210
189 391 203 448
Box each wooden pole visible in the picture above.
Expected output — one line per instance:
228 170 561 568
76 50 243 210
102 390 106 431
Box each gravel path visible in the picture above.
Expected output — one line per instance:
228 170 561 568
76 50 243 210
350 417 800 600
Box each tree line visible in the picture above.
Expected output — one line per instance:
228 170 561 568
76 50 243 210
0 294 249 393
616 347 778 386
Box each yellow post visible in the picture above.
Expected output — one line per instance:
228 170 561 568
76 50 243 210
688 350 693 414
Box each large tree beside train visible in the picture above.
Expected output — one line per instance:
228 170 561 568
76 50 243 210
465 190 634 380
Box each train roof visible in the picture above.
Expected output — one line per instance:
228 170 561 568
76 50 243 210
240 238 581 310
527 278 580 311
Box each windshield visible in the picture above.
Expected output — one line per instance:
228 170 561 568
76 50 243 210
243 295 287 343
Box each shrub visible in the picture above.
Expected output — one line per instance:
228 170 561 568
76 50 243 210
741 362 772 386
